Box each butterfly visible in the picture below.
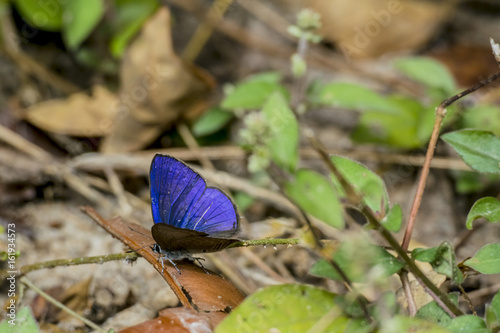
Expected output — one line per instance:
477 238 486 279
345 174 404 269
149 154 240 273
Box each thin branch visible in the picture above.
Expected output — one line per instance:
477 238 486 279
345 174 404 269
181 0 234 61
401 70 500 251
401 271 417 316
228 238 299 248
21 277 106 333
0 253 140 280
401 107 444 251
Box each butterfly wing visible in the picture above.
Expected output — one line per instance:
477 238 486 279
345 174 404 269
151 224 238 253
150 154 239 237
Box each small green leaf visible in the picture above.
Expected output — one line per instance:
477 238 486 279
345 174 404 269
381 204 402 232
310 241 403 282
463 105 500 137
110 0 159 58
446 315 488 333
416 293 459 325
221 72 286 109
352 95 428 148
466 197 500 229
464 243 500 274
0 306 40 332
308 82 401 112
285 169 343 229
412 242 463 284
13 0 63 31
192 107 233 137
63 0 104 50
485 290 500 328
215 284 349 333
262 92 299 172
330 156 389 218
395 57 456 95
441 130 500 174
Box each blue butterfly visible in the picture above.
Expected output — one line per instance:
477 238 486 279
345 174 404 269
150 154 240 273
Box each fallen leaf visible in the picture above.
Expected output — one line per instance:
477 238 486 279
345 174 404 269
430 45 499 87
117 307 217 333
308 0 455 60
81 207 245 314
100 7 215 152
24 85 118 136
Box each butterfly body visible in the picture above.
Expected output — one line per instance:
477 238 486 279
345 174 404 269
149 154 240 272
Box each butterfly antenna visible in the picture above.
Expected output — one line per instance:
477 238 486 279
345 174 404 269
128 226 154 239
126 226 156 252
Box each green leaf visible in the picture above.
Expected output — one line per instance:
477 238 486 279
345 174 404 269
446 315 488 333
330 156 389 218
463 105 500 137
215 284 350 333
262 92 299 172
466 197 500 229
416 293 458 325
395 57 456 95
221 72 285 109
310 240 404 282
464 243 500 274
352 95 432 148
382 315 451 333
62 0 104 50
307 82 401 112
13 0 63 31
285 169 343 229
412 242 463 284
485 290 500 328
110 0 159 58
192 107 233 137
0 306 40 332
441 130 500 173
381 204 402 232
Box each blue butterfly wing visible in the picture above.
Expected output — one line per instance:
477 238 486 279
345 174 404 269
150 154 239 237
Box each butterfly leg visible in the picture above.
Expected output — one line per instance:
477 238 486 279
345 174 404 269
191 256 210 274
168 258 182 274
158 255 181 274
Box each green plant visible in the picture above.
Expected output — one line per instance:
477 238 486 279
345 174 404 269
208 9 500 333
11 0 158 57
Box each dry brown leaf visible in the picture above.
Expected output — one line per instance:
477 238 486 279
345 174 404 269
24 85 118 136
100 7 215 152
55 278 93 322
308 0 455 60
430 45 500 87
81 207 245 314
117 307 217 333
